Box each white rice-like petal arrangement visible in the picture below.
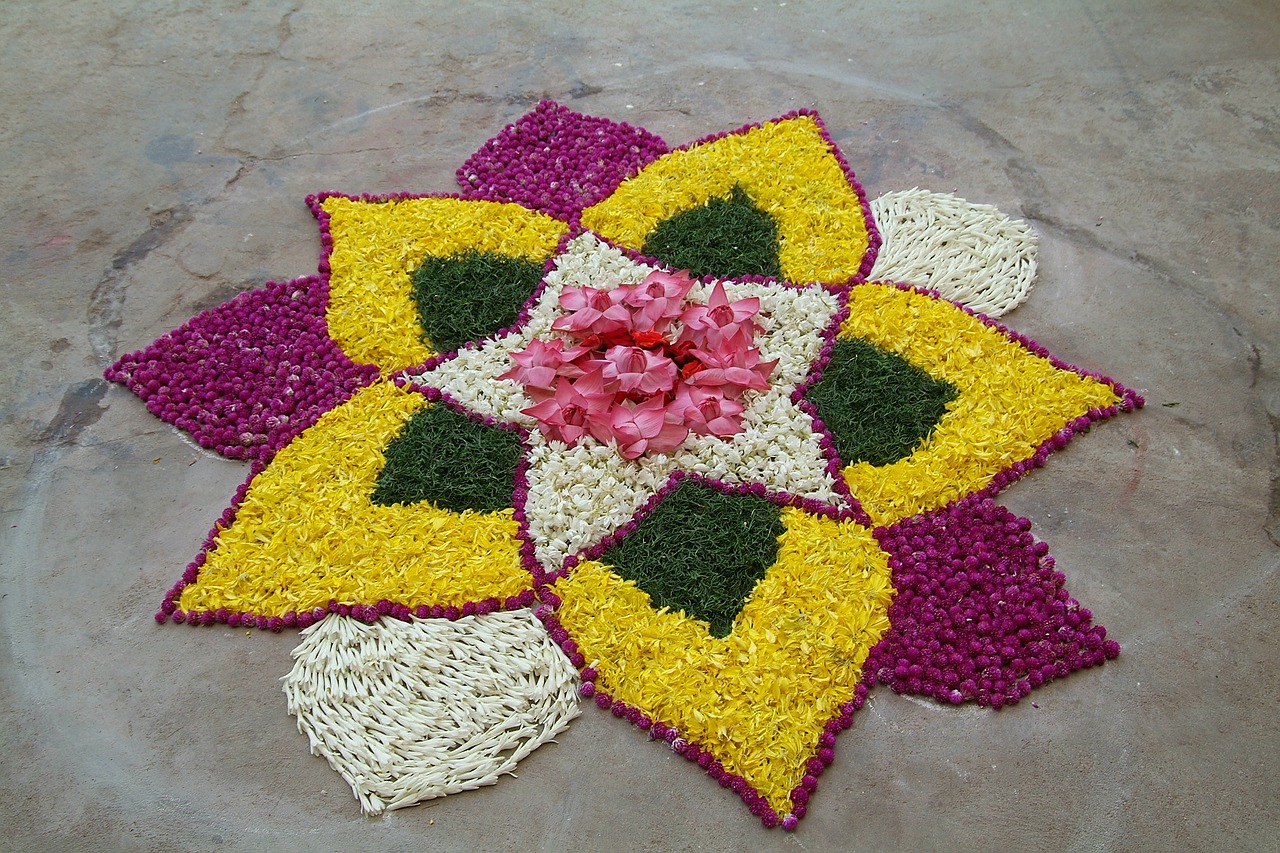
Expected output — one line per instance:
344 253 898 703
868 188 1038 317
282 610 581 815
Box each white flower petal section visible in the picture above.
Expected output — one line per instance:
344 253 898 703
868 188 1037 317
673 390 840 505
539 231 655 299
670 281 843 505
283 611 580 815
419 337 536 424
524 433 679 565
409 231 848 567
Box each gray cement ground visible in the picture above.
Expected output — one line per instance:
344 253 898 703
2 2 1277 851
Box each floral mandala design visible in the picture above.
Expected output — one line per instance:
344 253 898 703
107 101 1143 829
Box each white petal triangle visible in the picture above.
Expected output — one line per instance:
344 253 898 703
282 611 580 814
869 188 1037 316
410 231 850 568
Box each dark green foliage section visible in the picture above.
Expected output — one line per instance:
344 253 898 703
410 250 545 353
372 404 521 513
601 482 784 638
641 185 783 280
807 338 958 467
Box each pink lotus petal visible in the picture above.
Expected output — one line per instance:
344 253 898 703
553 286 633 337
623 270 696 332
628 394 671 434
601 346 678 396
522 376 614 447
604 396 688 459
677 281 763 350
674 384 746 437
500 337 590 389
705 415 743 437
645 417 692 455
573 364 614 398
690 367 769 395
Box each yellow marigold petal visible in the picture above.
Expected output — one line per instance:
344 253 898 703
580 115 874 285
841 284 1123 526
321 196 569 372
178 380 529 614
555 508 893 810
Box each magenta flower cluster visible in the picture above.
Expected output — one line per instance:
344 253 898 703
457 99 670 220
105 275 378 462
502 270 777 459
864 494 1121 709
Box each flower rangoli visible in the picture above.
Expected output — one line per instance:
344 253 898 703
106 101 1142 829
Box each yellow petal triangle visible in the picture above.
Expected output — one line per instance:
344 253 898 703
580 114 876 285
555 509 893 811
839 283 1125 526
321 196 568 372
177 380 529 616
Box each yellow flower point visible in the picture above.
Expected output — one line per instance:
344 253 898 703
581 114 876 285
177 380 530 616
320 196 568 372
839 284 1124 526
555 509 893 810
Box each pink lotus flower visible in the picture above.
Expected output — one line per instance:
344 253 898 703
678 281 762 350
600 346 678 397
674 384 746 437
498 337 591 396
596 394 689 460
512 270 777 458
688 338 777 396
521 373 614 446
622 269 695 332
552 285 633 336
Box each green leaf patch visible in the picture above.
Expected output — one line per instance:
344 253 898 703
641 185 782 280
411 250 545 353
372 403 522 513
807 338 957 467
601 481 784 638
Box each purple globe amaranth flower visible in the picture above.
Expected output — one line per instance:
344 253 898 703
105 276 378 463
863 494 1121 709
457 99 669 216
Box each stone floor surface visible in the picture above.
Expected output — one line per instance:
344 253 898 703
2 2 1277 851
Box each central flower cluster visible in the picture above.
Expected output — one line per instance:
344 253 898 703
501 270 777 459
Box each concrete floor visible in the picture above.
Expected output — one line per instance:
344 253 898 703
2 2 1277 851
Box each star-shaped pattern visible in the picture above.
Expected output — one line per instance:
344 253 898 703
409 232 850 567
104 102 1142 829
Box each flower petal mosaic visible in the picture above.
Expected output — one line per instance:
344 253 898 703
106 100 1142 829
